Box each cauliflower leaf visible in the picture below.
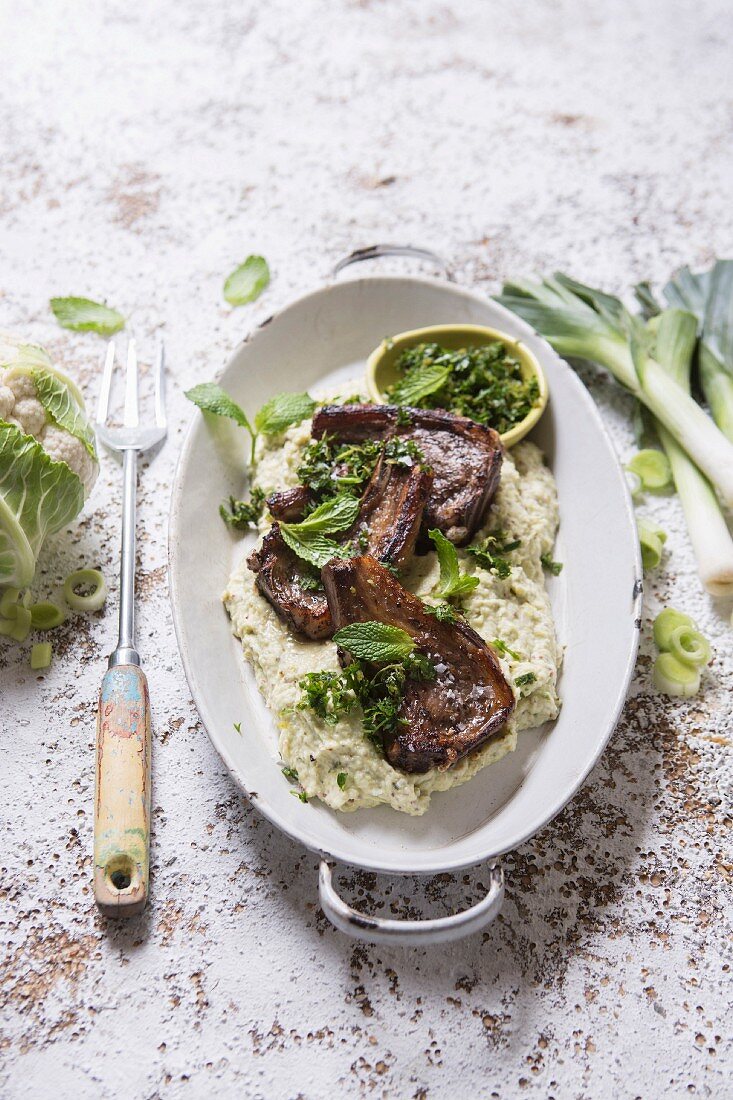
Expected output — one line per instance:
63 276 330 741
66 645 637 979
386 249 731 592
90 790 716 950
33 369 97 459
0 423 85 586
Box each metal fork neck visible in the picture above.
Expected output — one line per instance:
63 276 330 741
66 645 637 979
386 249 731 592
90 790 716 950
109 448 140 668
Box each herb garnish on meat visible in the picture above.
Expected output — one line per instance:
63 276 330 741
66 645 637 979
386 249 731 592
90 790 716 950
297 435 424 502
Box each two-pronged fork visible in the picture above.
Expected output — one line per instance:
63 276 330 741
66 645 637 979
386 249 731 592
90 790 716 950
93 338 167 917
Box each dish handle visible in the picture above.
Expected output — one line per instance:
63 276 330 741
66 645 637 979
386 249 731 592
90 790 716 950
318 859 504 945
332 244 451 279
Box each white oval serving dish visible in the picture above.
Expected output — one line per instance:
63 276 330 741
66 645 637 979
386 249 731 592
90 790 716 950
169 258 642 943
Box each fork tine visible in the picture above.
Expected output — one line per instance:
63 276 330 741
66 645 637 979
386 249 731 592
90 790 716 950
97 341 116 424
124 339 139 428
153 339 166 429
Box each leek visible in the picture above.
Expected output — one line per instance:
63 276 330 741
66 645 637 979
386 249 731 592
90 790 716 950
30 601 66 629
637 517 667 571
647 309 733 597
30 642 52 670
653 652 701 698
626 449 672 492
661 260 733 442
667 625 711 669
497 274 733 508
63 568 108 612
652 608 694 651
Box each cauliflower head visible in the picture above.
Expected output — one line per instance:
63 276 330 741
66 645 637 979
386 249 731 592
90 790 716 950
0 334 98 494
0 333 99 586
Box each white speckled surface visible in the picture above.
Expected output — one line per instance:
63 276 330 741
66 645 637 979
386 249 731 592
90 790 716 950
2 2 732 1096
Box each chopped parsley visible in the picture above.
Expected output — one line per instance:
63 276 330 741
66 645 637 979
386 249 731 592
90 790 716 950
387 341 540 435
492 638 521 660
337 772 348 790
466 532 521 578
298 649 435 751
540 553 564 575
298 667 361 726
424 601 460 623
233 721 242 734
514 672 537 689
299 571 324 592
281 765 300 782
297 435 424 503
219 487 265 530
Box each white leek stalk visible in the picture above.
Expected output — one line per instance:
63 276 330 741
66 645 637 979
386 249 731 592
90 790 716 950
652 311 733 597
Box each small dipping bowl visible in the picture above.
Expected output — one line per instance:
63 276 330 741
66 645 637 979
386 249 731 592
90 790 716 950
365 323 548 448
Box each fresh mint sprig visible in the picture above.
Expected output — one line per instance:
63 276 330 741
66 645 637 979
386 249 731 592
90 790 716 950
185 382 316 468
429 528 479 601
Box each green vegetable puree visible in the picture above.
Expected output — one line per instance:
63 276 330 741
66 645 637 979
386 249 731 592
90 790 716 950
223 412 562 817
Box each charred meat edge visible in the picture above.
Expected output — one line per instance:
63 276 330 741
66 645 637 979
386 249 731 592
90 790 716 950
346 453 433 569
311 404 503 546
322 554 516 773
247 524 332 641
266 485 314 522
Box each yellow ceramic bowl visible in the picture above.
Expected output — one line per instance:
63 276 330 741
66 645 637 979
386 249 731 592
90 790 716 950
365 323 548 448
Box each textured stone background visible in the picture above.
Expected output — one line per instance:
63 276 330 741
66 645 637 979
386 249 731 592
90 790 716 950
2 1 732 1097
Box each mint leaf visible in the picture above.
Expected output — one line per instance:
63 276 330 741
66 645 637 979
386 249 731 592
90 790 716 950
184 382 253 433
429 528 479 601
255 391 317 435
333 621 415 663
223 255 270 306
279 495 358 567
32 369 97 459
279 527 346 569
286 493 359 536
390 362 450 405
50 297 125 336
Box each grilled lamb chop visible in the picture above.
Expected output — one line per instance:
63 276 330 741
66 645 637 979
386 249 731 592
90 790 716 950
266 485 313 522
311 404 502 545
346 454 433 569
247 525 332 640
250 451 433 639
322 554 515 772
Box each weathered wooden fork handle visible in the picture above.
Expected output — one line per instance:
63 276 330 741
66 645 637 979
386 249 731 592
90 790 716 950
94 664 151 917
